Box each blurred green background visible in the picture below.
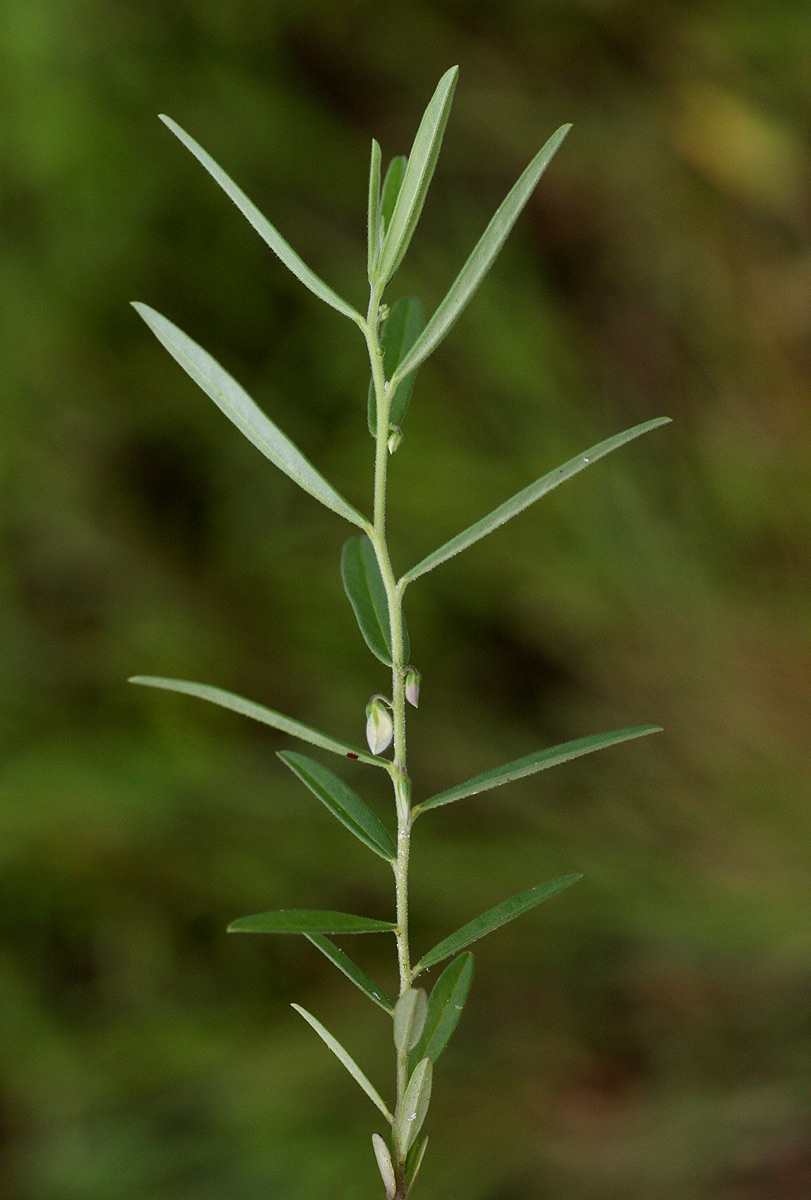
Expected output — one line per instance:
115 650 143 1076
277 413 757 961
2 2 810 1198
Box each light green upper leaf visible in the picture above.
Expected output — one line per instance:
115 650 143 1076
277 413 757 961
132 304 367 528
401 417 671 586
379 155 407 239
305 934 394 1013
367 139 382 283
397 1057 432 1157
368 297 426 436
375 67 459 286
414 726 662 814
228 910 396 935
372 1133 397 1200
393 988 429 1054
159 115 363 325
278 751 396 861
414 875 582 973
390 123 571 385
292 1003 394 1123
129 676 388 768
409 952 474 1070
341 536 409 666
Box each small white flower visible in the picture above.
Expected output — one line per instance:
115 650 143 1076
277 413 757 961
366 695 393 755
404 666 421 708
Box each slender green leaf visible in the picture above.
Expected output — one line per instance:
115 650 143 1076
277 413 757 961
410 953 474 1070
372 1133 396 1200
367 139 382 284
159 115 363 325
415 875 582 973
414 726 663 814
129 676 387 768
228 910 396 935
292 1003 394 1123
397 1057 432 1156
368 297 426 436
391 124 570 384
380 155 407 238
132 304 367 527
393 989 429 1054
305 934 394 1013
376 67 458 286
401 418 671 586
278 751 396 861
405 1134 429 1193
341 536 409 665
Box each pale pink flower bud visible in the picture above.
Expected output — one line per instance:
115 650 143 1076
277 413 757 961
404 666 421 708
365 695 393 755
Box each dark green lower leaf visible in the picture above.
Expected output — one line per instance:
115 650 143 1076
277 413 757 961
278 751 396 861
368 297 425 435
228 910 396 935
414 875 581 972
305 934 394 1013
415 725 662 813
405 1133 429 1193
341 536 409 665
410 952 474 1070
129 676 387 768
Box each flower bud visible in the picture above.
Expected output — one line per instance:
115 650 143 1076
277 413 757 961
365 695 393 755
387 426 403 455
404 666 421 708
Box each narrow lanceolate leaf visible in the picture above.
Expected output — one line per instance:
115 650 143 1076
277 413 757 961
375 67 459 286
391 124 571 385
414 726 663 814
367 139 382 283
368 297 426 436
132 305 367 528
393 988 429 1054
414 875 582 973
410 953 474 1070
372 1133 397 1200
405 1134 429 1192
397 1057 432 1157
305 934 394 1013
379 155 407 239
159 116 363 325
292 1004 394 1123
129 676 387 769
341 536 409 666
401 417 671 586
278 751 396 861
228 910 396 935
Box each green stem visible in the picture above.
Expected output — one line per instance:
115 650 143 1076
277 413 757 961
363 286 414 1182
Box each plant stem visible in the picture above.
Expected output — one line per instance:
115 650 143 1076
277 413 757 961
363 287 414 1182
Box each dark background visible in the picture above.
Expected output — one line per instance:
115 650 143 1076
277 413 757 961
2 2 810 1198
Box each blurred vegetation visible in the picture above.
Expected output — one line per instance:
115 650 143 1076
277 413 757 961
2 2 810 1198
